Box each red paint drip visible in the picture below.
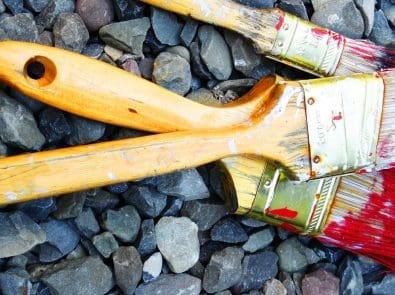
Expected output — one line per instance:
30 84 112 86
275 15 284 31
311 27 328 39
332 112 343 121
318 169 395 270
265 207 298 219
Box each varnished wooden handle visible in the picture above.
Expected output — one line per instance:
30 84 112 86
0 41 277 132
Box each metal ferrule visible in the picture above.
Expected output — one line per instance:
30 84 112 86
269 13 345 77
247 163 339 235
301 73 384 178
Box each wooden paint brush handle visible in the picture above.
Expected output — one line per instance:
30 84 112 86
0 41 275 132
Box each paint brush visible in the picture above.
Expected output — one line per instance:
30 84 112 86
140 0 395 77
0 68 394 202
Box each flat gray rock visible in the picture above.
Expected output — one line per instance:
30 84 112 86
151 8 182 45
181 200 227 231
0 13 39 42
65 114 106 145
242 228 275 253
113 246 142 295
36 0 75 31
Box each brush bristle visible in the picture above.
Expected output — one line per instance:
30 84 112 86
317 170 395 270
335 39 395 76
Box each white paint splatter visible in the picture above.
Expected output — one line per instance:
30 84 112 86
5 192 17 200
227 139 238 154
107 171 117 181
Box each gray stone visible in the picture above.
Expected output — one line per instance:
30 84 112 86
0 91 45 150
53 13 89 53
66 243 86 259
156 216 199 273
0 0 4 12
7 255 28 268
92 231 119 258
232 251 279 293
276 0 308 20
53 191 86 219
16 197 56 222
85 189 120 213
123 185 167 218
189 260 205 279
242 228 275 253
99 17 150 56
264 279 287 295
153 52 191 96
383 1 395 26
239 216 267 228
372 273 395 295
0 268 31 295
198 25 232 80
151 8 182 45
368 10 395 47
354 0 375 35
211 218 248 244
136 219 156 257
143 252 162 283
38 30 53 45
202 247 244 293
135 273 201 295
38 107 71 144
181 19 198 46
215 291 233 295
302 269 339 295
76 0 114 31
82 42 104 59
8 88 45 113
25 0 49 12
190 41 214 80
3 0 23 14
102 205 141 242
155 169 210 201
140 57 154 80
74 208 100 238
113 246 142 295
0 211 46 258
181 200 227 231
187 88 221 106
165 45 190 62
338 256 363 295
38 243 64 263
276 237 321 273
311 0 364 39
234 0 274 8
41 256 114 295
65 114 106 145
36 0 75 31
213 78 257 97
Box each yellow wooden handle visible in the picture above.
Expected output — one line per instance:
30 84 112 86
0 41 278 132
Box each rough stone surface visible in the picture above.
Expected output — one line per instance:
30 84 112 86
155 169 210 201
65 114 106 145
165 45 190 62
264 278 287 295
136 219 156 257
85 189 120 213
99 17 150 55
74 208 100 238
152 52 191 96
0 268 31 295
277 0 308 20
135 273 201 295
36 0 75 31
302 269 340 295
151 8 182 45
113 0 146 21
113 246 142 295
92 231 119 258
0 91 45 150
211 218 248 244
187 88 221 106
41 256 114 295
242 228 275 253
372 273 395 295
181 200 227 231
76 0 114 31
155 216 199 273
25 0 49 12
0 13 39 42
203 247 244 293
16 197 56 222
3 0 23 14
354 0 375 35
0 211 46 258
53 191 86 219
143 252 162 283
368 10 395 47
181 19 198 46
338 256 363 295
38 107 71 144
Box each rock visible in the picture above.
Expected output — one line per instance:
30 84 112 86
337 256 363 295
113 0 146 21
313 244 346 264
151 8 182 45
113 246 142 295
0 13 39 43
302 269 340 295
202 247 244 293
239 216 267 228
15 197 56 222
82 42 104 58
99 17 150 56
85 189 120 213
181 19 198 46
264 279 287 295
143 28 167 54
74 208 100 238
135 273 201 295
0 268 31 295
66 243 86 259
76 0 113 31
213 78 256 97
162 197 183 216
103 44 123 61
187 88 221 106
152 52 191 96
38 30 53 45
8 89 45 114
106 182 129 194
3 0 23 14
165 46 190 62
181 200 227 231
233 0 275 8
211 218 248 243
123 185 167 218
0 211 46 258
276 237 321 272
38 107 71 143
232 251 279 293
25 0 49 12
372 273 395 295
0 91 45 150
354 0 375 35
190 41 214 80
242 228 275 253
136 219 156 257
311 0 364 39
65 114 106 145
189 260 205 279
140 57 154 79
279 272 297 295
357 255 382 275
0 0 4 12
101 205 141 242
92 231 119 258
156 216 199 273
276 0 308 20
36 0 75 31
383 2 395 26
368 10 395 47
143 252 162 283
41 256 114 295
198 25 232 80
155 169 210 201
39 219 80 261
121 58 141 76
53 13 89 53
53 191 86 219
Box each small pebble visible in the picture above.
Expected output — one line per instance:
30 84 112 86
25 0 49 12
276 0 308 20
74 208 100 238
165 45 190 62
113 246 142 295
15 197 56 222
187 88 221 106
264 278 287 295
3 0 23 14
53 191 86 219
143 252 162 283
85 189 120 213
242 228 275 253
372 273 395 295
75 0 114 31
0 268 31 295
38 107 71 144
233 0 275 8
82 42 104 58
181 200 227 231
368 10 395 47
162 197 183 216
338 256 363 295
136 219 156 257
121 58 141 76
180 19 198 46
36 0 75 31
211 218 248 244
151 7 182 45
302 269 340 295
65 114 106 145
92 231 119 258
139 57 154 79
104 44 123 61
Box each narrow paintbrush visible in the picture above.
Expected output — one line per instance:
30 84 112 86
218 156 395 270
140 0 395 77
0 69 394 202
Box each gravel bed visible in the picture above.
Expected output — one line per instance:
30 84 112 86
0 0 394 294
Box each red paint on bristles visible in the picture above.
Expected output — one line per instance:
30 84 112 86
316 169 395 270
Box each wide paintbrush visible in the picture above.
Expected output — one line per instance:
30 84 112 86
140 0 395 77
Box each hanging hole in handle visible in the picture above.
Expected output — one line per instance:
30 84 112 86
24 56 57 87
